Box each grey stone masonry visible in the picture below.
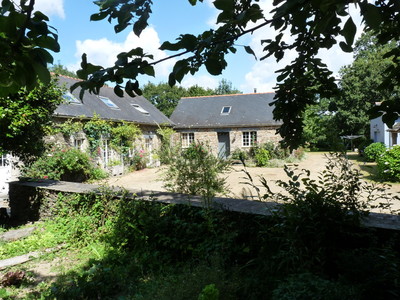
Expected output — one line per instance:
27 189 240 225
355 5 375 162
8 180 400 231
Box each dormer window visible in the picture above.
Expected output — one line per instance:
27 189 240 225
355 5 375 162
99 96 119 109
132 104 150 115
63 92 81 104
221 106 231 115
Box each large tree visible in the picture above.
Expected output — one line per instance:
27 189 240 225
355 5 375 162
0 78 63 161
336 31 400 135
2 0 400 149
214 78 242 95
50 63 77 78
303 31 399 149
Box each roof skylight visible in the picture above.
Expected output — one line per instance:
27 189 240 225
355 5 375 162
99 96 119 109
221 106 231 115
63 92 81 104
132 104 150 115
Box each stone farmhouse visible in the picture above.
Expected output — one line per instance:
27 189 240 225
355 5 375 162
0 75 173 195
51 75 173 175
170 93 282 158
1 81 282 199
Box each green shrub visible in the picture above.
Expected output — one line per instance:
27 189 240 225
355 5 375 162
377 145 400 181
364 142 386 162
130 149 148 170
230 148 248 161
163 142 231 207
198 284 220 300
272 273 358 300
23 147 107 182
262 141 288 159
292 146 305 160
253 147 271 167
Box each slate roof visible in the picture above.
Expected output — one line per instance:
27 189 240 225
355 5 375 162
170 93 282 129
54 75 172 126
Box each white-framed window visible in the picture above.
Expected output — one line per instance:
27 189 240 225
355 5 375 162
221 106 231 115
0 154 8 167
62 92 81 105
74 138 84 151
99 96 119 109
242 131 257 147
102 139 111 166
131 104 150 115
181 132 194 148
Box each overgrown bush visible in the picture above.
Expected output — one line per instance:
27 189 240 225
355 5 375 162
230 148 248 161
163 142 231 207
248 142 303 166
156 126 176 164
5 154 400 299
364 142 386 162
377 145 400 181
253 147 270 167
23 147 108 182
262 141 288 159
130 149 148 170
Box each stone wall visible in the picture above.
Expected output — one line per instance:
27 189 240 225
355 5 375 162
173 126 280 156
7 180 400 232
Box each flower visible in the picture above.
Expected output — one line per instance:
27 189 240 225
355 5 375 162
43 175 49 179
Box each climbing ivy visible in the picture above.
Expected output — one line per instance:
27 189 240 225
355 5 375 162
55 118 84 137
83 114 112 155
49 114 143 166
110 122 142 157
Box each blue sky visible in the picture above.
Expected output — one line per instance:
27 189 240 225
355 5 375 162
38 0 360 93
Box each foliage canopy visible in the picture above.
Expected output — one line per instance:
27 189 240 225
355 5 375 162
2 0 400 149
0 78 63 161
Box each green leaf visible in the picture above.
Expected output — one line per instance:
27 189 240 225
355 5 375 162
168 73 176 87
34 36 60 52
31 61 51 85
125 80 136 97
244 46 257 60
133 17 148 36
160 41 182 51
188 0 197 5
33 11 49 22
342 17 357 46
180 34 198 51
172 60 189 82
205 57 224 75
114 85 124 97
214 0 233 11
90 11 109 21
361 3 382 31
142 65 155 77
339 41 352 53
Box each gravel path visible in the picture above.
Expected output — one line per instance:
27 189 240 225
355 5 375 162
101 152 400 213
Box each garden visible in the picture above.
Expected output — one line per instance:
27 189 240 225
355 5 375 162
1 142 400 299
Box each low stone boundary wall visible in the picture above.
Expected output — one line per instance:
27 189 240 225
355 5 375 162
7 180 400 231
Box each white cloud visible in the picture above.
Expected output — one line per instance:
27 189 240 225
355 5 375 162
240 0 363 92
71 27 175 81
181 74 219 90
35 0 65 19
